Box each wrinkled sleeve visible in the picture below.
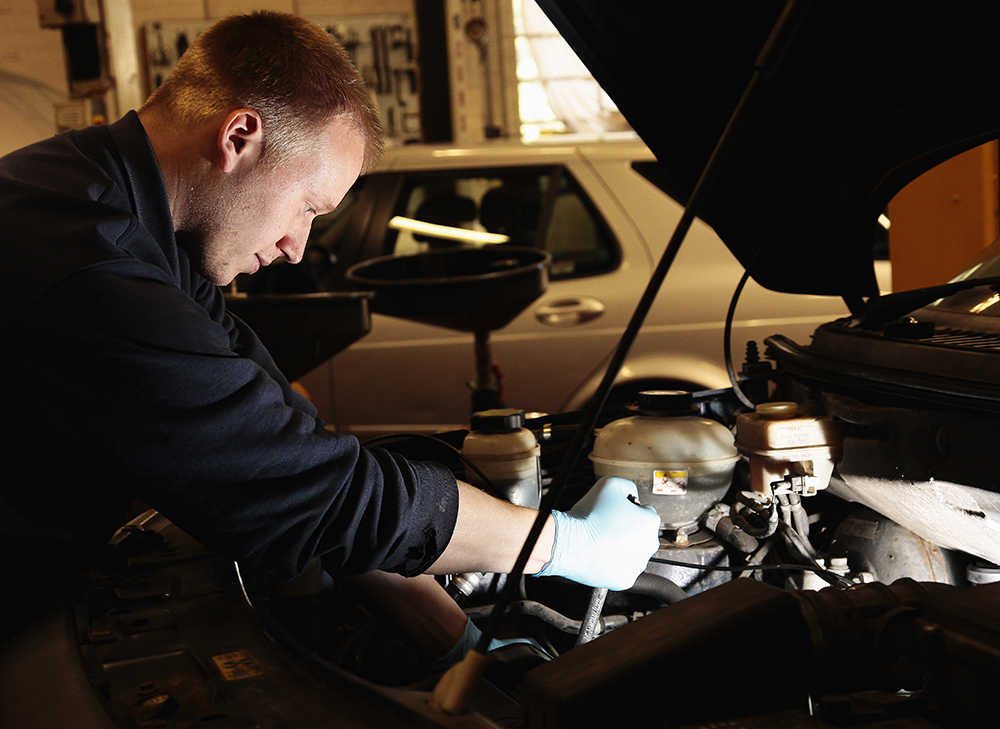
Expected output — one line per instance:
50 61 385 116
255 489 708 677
5 264 459 580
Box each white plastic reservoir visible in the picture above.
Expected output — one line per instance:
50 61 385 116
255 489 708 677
590 391 739 529
462 408 541 508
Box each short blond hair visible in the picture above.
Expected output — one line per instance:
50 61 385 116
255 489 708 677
143 11 382 171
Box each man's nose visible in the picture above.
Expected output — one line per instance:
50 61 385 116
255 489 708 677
276 230 307 264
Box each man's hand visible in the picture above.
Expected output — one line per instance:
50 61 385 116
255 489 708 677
537 476 661 590
430 618 545 670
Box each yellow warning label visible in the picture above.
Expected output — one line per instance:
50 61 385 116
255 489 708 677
212 651 264 680
652 470 688 495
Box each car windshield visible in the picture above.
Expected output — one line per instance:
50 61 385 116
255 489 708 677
927 237 1000 317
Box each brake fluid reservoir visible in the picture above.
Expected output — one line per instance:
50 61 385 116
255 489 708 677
589 391 739 530
462 408 541 508
735 401 843 497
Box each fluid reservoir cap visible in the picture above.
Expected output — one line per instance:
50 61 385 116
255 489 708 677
470 408 526 432
736 401 842 452
756 401 799 419
627 390 697 416
968 560 1000 585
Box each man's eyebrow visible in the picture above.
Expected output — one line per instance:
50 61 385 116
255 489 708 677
311 194 336 214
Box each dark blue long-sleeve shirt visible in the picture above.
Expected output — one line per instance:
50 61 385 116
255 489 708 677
0 113 458 630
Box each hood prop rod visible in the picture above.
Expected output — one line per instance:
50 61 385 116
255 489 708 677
430 0 813 714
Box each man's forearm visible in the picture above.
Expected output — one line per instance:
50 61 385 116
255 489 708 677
427 481 555 576
347 571 468 659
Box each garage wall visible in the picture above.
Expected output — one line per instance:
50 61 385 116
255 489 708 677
888 141 1000 291
0 0 417 157
129 0 411 26
1 0 517 155
0 0 73 155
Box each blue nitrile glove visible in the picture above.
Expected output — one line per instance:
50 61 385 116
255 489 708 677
536 476 661 591
430 618 544 670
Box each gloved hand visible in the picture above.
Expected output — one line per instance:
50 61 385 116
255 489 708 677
430 618 544 670
536 476 661 590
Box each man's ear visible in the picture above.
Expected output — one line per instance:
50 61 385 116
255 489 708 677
218 109 264 174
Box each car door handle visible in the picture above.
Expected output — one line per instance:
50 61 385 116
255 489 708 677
535 297 606 326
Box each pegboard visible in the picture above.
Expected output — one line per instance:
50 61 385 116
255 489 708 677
143 14 420 143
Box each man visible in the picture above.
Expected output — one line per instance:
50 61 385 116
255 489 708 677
0 11 659 652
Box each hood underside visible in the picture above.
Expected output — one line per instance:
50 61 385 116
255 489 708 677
536 1 1000 300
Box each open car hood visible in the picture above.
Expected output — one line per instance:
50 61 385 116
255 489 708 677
535 1 1000 301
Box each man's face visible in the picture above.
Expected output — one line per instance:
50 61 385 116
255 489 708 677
186 118 365 286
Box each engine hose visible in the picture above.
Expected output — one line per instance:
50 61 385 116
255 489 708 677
791 504 815 555
628 571 688 604
732 492 779 538
710 514 760 553
465 575 686 647
738 538 775 580
466 600 630 635
780 520 816 562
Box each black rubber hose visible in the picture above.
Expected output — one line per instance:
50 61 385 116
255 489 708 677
628 571 688 604
711 515 760 553
465 600 629 635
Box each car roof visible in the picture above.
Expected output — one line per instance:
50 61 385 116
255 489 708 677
374 136 656 172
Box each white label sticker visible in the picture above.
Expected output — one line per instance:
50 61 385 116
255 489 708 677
652 470 688 495
212 651 264 680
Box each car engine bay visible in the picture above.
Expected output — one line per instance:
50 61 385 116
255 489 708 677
5 2 1000 727
5 351 998 728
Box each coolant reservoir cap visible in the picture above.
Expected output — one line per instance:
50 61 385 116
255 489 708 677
756 402 799 419
627 390 697 416
470 408 526 432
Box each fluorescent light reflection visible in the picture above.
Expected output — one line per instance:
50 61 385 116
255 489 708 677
388 216 510 245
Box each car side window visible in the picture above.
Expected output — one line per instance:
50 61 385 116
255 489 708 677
384 166 619 280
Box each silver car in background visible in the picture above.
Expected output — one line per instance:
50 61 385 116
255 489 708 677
264 138 889 438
